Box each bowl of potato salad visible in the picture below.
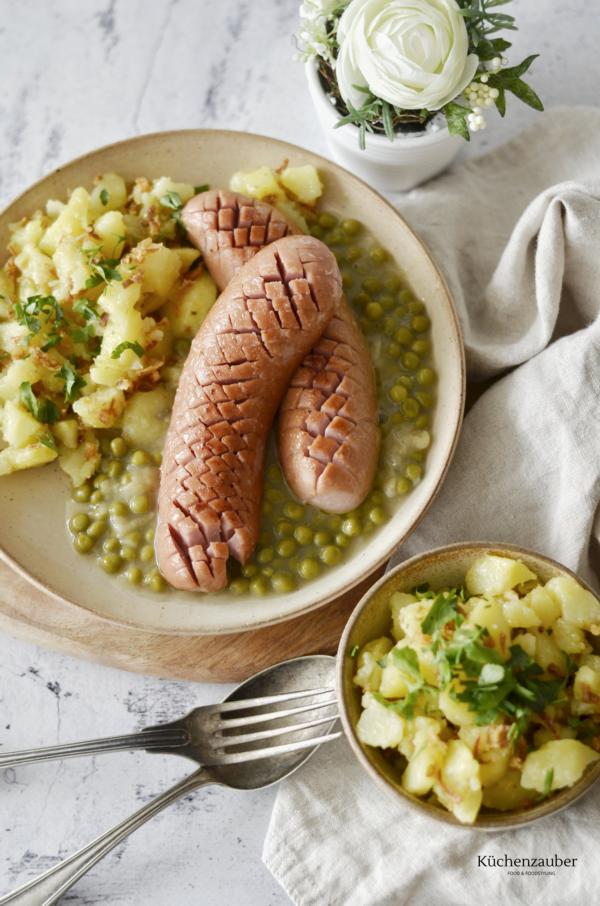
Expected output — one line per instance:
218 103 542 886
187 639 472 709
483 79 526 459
337 543 600 828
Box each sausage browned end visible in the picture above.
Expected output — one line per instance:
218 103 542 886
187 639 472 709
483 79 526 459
155 235 342 592
183 190 381 514
181 190 300 290
277 295 380 513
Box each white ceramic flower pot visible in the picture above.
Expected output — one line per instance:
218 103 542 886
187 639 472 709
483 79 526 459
305 60 463 193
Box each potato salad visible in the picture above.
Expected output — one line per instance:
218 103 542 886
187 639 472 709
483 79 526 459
353 555 600 823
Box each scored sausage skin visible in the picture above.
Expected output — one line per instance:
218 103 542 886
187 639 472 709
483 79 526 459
182 190 300 290
183 189 380 514
155 235 342 592
276 295 380 513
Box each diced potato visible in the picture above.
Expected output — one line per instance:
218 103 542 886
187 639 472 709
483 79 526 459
553 618 591 655
53 237 93 300
0 358 41 401
279 165 323 205
121 386 173 453
459 724 511 787
525 585 562 627
0 441 57 475
229 166 284 201
89 173 128 216
389 591 417 641
397 600 433 646
52 419 78 450
1 399 43 448
533 726 577 748
438 682 477 727
581 654 600 672
402 738 446 796
356 692 405 749
171 247 201 274
482 769 533 811
0 268 16 311
573 665 600 713
40 187 91 255
93 210 126 258
353 637 393 692
434 740 482 824
502 596 541 629
132 241 182 304
161 269 217 338
468 597 510 657
466 555 537 597
512 631 537 658
534 629 567 675
14 245 55 298
8 212 45 253
274 197 309 233
91 282 145 386
546 576 600 630
379 663 410 699
521 739 599 792
58 431 100 486
73 387 126 428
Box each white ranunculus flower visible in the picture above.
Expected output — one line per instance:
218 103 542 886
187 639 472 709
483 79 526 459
300 0 344 22
336 0 479 111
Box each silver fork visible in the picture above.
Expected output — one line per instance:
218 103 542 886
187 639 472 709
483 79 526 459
0 654 341 906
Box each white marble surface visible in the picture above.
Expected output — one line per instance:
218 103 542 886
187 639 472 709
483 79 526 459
0 1 597 903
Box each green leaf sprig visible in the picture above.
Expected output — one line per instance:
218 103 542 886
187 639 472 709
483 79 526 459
19 381 60 424
59 363 86 402
111 340 144 360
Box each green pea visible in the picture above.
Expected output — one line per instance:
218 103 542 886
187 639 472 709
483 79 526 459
145 570 166 593
271 572 297 593
298 558 321 580
266 487 284 504
100 437 113 456
394 327 413 346
144 526 155 543
242 563 259 578
408 300 425 314
314 531 330 547
417 368 436 387
384 275 402 292
379 294 395 311
107 461 123 478
74 532 94 554
318 212 337 229
90 490 104 504
415 414 430 429
354 291 370 307
283 502 304 520
368 506 386 526
124 530 142 546
412 339 430 355
365 302 383 320
72 484 92 503
140 544 154 563
406 462 423 482
125 566 143 585
87 519 107 539
398 375 413 388
328 229 343 245
335 532 351 548
396 477 412 495
92 475 105 488
382 317 397 337
120 471 132 485
249 576 270 596
328 514 343 532
402 352 420 371
103 537 120 553
130 494 150 515
415 391 434 409
257 547 274 564
320 545 342 566
261 566 274 578
131 450 151 466
387 411 404 427
294 525 314 545
413 451 424 462
110 437 128 458
100 552 122 574
369 490 384 505
402 398 420 419
412 315 430 332
389 384 408 403
69 512 90 533
341 517 361 537
341 218 361 236
121 545 137 562
346 246 361 262
229 578 249 596
110 501 128 517
362 276 381 294
369 247 386 264
277 538 296 558
275 520 294 538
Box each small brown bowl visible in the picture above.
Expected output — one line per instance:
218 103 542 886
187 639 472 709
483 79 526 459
336 541 600 830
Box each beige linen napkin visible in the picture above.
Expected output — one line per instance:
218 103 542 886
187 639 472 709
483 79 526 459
263 107 600 906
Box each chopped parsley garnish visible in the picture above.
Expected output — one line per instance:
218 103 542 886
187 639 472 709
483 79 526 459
349 644 359 658
19 381 59 424
73 298 98 321
160 191 183 211
59 363 86 402
40 432 58 452
421 591 463 636
111 340 144 360
85 258 122 288
99 188 110 206
539 768 554 801
14 294 64 335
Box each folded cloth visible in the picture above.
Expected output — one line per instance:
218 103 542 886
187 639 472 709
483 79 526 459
263 106 600 906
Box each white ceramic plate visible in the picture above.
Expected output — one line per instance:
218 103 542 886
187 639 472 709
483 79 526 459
0 130 465 635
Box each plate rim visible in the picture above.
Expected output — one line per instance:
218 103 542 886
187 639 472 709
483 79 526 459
0 127 466 637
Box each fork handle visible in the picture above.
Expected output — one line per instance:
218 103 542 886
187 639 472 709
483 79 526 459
0 768 212 905
0 727 188 769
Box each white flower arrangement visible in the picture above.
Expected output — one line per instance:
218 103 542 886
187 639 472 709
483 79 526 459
297 0 543 148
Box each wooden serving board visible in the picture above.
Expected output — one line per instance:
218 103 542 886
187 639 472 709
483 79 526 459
0 560 383 683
